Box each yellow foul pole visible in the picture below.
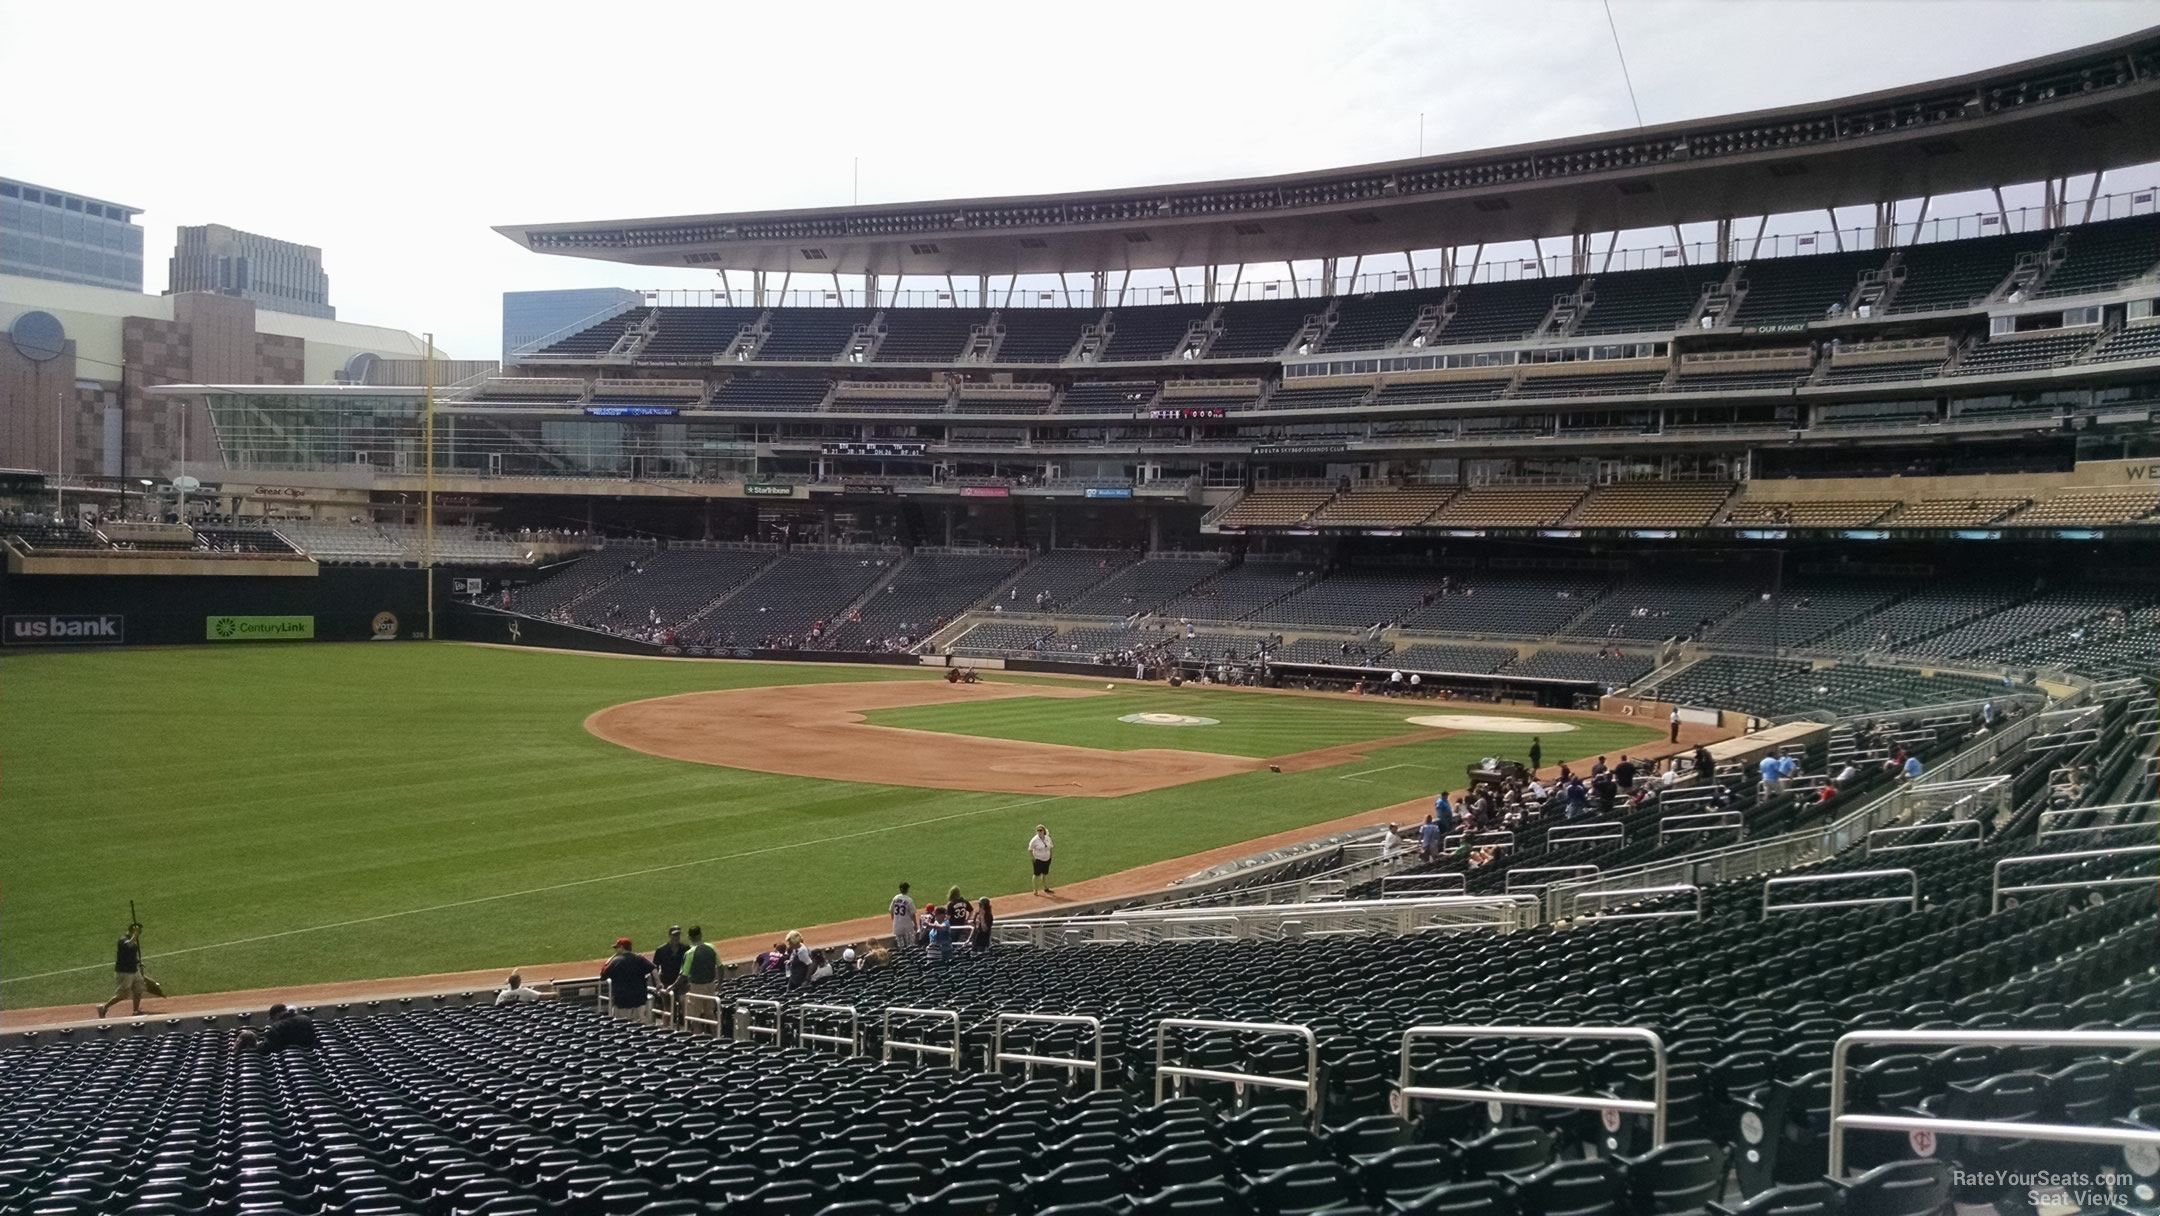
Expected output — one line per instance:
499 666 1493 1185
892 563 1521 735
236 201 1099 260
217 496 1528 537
423 333 436 640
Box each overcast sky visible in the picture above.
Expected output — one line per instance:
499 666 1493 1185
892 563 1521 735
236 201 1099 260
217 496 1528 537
4 0 2157 359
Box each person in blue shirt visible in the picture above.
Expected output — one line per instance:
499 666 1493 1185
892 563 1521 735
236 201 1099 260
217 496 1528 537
1432 792 1455 833
1902 755 1924 781
1758 754 1781 792
1564 779 1588 819
1419 816 1442 860
1777 754 1798 782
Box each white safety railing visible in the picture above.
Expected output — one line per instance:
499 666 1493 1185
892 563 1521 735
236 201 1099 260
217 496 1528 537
1763 868 1918 915
2036 801 2158 843
733 998 784 1044
1379 872 1468 898
1573 884 1703 923
1155 1018 1319 1113
1990 844 2160 912
994 1012 1106 1090
1444 830 1516 851
1506 865 1601 894
1658 811 1744 845
997 894 1540 947
1866 818 1982 856
795 1003 862 1056
1545 822 1626 847
1396 1025 1668 1147
880 1006 962 1068
1828 1029 2160 1177
681 990 724 1039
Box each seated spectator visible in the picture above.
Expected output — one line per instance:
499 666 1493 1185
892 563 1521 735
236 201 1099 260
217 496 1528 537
260 1003 321 1052
494 971 543 1005
808 950 835 982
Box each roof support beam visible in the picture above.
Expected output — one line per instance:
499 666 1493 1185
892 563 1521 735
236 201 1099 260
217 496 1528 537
1745 216 1767 261
1667 228 1687 266
1532 237 1547 276
1203 265 1219 304
1714 218 1733 263
1907 195 1932 246
1227 263 1244 302
1991 186 2011 231
1346 254 1362 294
1600 230 1620 273
1002 275 1017 310
1283 261 1299 298
1058 272 1074 308
1116 269 1131 308
2082 170 2105 224
1091 270 1106 308
719 268 735 307
1465 243 1484 284
1823 211 1843 253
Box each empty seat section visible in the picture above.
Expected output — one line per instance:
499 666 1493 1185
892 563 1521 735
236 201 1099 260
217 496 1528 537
1396 570 1612 636
1728 500 1896 527
1883 499 2028 527
1818 358 1947 385
1216 488 1333 528
1570 483 1734 528
1262 565 1452 628
1516 369 1670 397
945 619 1058 655
709 377 832 411
756 309 874 361
1060 557 1228 616
1671 366 1810 392
1560 577 1754 641
1154 561 1318 622
876 309 990 363
1371 375 1513 404
1729 252 1884 326
570 547 778 637
2088 321 2160 363
994 309 1095 362
2008 490 2160 525
1100 305 1209 362
1210 297 1321 359
1425 485 1587 527
1889 234 2034 313
820 552 1027 649
1000 549 1141 612
1309 485 1457 527
1810 580 2030 652
533 307 651 357
644 307 764 360
509 547 655 619
1320 287 1449 351
1707 580 1909 650
1578 266 1724 334
1267 384 1373 410
1434 278 1577 344
1060 382 1159 414
1510 648 1654 685
1388 642 1515 673
2036 213 2160 297
695 551 895 644
1949 331 2097 376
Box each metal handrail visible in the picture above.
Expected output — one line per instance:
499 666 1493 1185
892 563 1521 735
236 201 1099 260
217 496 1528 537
1828 1028 2160 1177
1763 868 1919 915
1574 884 1703 922
2036 801 2158 842
994 1012 1106 1090
1396 1025 1669 1147
1379 872 1468 897
733 998 784 1044
1866 818 1982 855
796 1003 862 1056
1545 822 1626 846
681 990 723 1039
1506 865 1601 894
1658 811 1743 845
881 1006 962 1067
1154 1018 1319 1113
1990 843 2160 912
1443 831 1516 851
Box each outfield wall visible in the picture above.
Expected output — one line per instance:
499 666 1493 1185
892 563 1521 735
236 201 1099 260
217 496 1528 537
0 567 429 648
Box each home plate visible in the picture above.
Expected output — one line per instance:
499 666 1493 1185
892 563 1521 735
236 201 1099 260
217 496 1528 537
1405 715 1575 733
1119 712 1220 727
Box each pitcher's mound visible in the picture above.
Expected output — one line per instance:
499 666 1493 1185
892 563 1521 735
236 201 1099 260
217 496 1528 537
1119 712 1220 727
1405 714 1575 734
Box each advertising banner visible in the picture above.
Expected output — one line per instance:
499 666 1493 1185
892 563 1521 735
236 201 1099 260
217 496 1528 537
207 615 316 641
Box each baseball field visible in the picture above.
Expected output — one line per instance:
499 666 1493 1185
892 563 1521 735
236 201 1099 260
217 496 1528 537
0 643 1662 1014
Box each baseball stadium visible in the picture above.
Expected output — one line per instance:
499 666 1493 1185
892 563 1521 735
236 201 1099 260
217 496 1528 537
3 25 2160 1213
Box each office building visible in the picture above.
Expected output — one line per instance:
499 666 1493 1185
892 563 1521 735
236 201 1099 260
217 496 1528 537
168 224 334 320
503 287 642 362
0 177 145 292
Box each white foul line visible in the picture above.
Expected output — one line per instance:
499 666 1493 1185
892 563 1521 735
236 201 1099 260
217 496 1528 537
1336 762 1427 782
15 794 1063 983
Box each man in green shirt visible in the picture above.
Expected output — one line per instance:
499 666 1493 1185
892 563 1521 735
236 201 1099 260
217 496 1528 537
679 925 721 1028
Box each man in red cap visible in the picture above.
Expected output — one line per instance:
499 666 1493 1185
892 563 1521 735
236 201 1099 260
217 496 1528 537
600 936 655 1024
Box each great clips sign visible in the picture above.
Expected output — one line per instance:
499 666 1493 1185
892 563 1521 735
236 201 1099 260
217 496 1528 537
4 614 125 645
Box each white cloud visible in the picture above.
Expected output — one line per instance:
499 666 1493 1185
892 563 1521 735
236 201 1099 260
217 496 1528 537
3 0 2153 359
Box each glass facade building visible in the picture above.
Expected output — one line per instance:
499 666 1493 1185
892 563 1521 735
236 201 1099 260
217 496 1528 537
502 287 642 362
0 177 145 291
168 224 334 319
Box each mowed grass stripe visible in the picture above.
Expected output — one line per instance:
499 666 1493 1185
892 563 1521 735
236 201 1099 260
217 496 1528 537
0 645 1658 1009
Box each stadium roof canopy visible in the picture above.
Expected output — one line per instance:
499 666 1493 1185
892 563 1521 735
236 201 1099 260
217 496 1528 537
498 28 2160 278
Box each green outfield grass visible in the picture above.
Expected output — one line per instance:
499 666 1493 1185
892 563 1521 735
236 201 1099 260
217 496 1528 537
0 645 1659 1010
865 686 1591 759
